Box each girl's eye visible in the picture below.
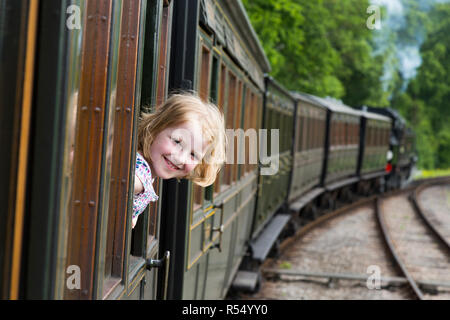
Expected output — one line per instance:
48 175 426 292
191 152 199 161
172 138 181 144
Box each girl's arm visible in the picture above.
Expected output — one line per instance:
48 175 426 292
134 174 144 195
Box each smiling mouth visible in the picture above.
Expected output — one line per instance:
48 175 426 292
164 156 181 171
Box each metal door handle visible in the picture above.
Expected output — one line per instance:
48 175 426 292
146 250 170 300
211 225 224 252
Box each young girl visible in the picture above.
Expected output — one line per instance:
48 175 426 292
132 93 227 228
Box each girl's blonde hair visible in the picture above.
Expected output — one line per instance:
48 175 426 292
137 93 227 187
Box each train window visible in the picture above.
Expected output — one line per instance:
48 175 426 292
192 45 211 211
338 120 342 146
203 53 220 202
61 0 118 300
328 120 333 147
372 126 375 146
104 0 148 296
233 80 243 182
249 92 256 172
256 94 262 171
344 122 348 146
245 90 256 173
347 121 351 146
214 63 227 195
303 113 309 150
333 120 338 146
255 95 262 170
142 0 173 263
374 123 380 146
307 114 313 150
330 120 334 147
347 121 350 146
199 45 211 101
300 113 305 152
320 117 324 148
225 71 234 186
337 120 341 146
241 87 251 177
223 71 237 189
373 126 377 146
193 184 203 211
316 114 320 148
284 112 289 152
314 117 319 149
303 113 308 150
155 3 171 107
371 126 375 146
311 116 316 149
349 122 353 145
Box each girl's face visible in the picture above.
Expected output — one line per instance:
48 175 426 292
149 120 209 180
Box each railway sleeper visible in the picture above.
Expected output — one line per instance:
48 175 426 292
262 269 450 294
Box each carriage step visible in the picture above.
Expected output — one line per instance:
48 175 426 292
289 187 324 213
250 214 290 263
231 271 260 293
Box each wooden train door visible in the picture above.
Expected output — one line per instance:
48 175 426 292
5 0 173 300
137 0 173 300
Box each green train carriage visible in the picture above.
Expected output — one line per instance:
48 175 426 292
162 0 270 299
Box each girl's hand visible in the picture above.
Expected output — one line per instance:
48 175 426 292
132 215 138 229
134 174 144 195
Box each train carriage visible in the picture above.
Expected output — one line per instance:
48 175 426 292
1 0 418 301
1 0 173 300
357 110 392 193
252 78 295 239
161 0 270 299
359 113 391 175
306 96 362 209
289 92 327 205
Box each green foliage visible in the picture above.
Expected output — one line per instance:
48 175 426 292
242 0 385 103
242 0 450 169
398 3 450 169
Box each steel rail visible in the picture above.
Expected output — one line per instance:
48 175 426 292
273 176 449 263
375 196 424 300
410 178 450 251
261 176 450 299
375 176 450 300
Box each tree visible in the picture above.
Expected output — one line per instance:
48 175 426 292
242 0 386 106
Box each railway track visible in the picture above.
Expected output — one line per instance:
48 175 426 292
240 177 450 300
377 179 450 299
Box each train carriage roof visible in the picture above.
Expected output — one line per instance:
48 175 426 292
305 95 363 117
361 106 406 128
202 0 271 90
266 76 296 101
360 108 392 123
291 91 328 110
